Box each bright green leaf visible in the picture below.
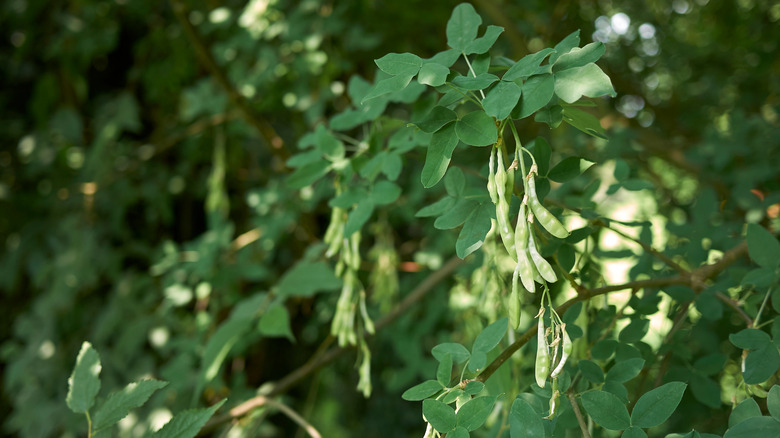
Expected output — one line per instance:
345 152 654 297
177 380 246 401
418 63 451 87
553 42 606 72
465 25 504 54
483 81 522 120
421 123 459 188
446 3 482 51
93 380 169 431
631 382 687 428
457 396 496 431
153 399 225 438
554 63 616 103
510 397 545 438
456 201 494 258
534 104 564 128
402 380 444 401
448 426 469 438
66 342 102 414
513 74 555 119
468 350 487 373
258 304 295 342
581 390 631 430
473 317 508 353
503 48 555 81
549 30 581 64
445 166 466 197
746 224 780 268
548 156 596 183
423 398 457 433
428 49 461 67
375 52 423 76
432 343 471 363
455 111 497 146
730 398 762 428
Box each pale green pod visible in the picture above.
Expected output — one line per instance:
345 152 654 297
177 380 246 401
535 309 549 388
509 268 521 329
551 324 572 378
527 175 569 239
487 146 498 204
517 251 536 293
528 231 558 283
495 146 507 199
496 197 516 259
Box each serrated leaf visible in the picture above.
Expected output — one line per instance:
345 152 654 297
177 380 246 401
421 123 459 188
437 353 453 386
548 156 596 183
631 382 687 428
153 399 225 438
402 380 445 401
554 63 616 103
510 397 545 438
473 317 508 353
457 396 496 431
549 30 581 64
371 181 401 205
513 74 555 119
581 390 631 430
456 202 494 258
258 304 295 342
553 42 606 72
465 25 504 54
423 398 457 433
743 343 780 384
93 380 169 431
503 48 555 81
451 73 500 90
344 199 375 236
730 328 771 350
361 73 414 104
432 343 471 363
606 358 645 383
724 417 780 438
746 224 780 268
418 63 451 87
434 198 479 230
446 3 482 51
562 105 607 138
66 342 102 414
375 52 422 76
277 261 342 298
417 106 458 133
483 81 522 120
455 111 497 147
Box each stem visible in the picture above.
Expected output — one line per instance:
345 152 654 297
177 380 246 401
462 54 486 99
753 287 772 327
567 391 591 438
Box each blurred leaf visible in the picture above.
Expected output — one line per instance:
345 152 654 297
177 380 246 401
746 224 780 268
66 342 102 414
277 262 342 298
153 399 225 438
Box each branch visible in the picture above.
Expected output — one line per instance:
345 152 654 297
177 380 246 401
567 390 591 438
169 0 287 160
226 396 322 438
201 256 465 433
476 240 749 383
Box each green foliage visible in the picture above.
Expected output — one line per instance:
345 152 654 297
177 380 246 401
3 0 780 437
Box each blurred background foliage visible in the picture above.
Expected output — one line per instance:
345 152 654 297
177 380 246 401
1 0 778 436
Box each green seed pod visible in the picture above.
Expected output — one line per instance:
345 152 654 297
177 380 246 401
495 146 507 199
527 175 570 239
509 271 521 329
535 309 549 388
496 197 516 260
487 147 498 204
551 324 572 378
513 203 535 292
528 231 558 283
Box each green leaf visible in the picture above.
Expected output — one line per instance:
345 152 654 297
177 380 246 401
445 166 466 197
361 73 415 104
510 397 545 438
562 105 607 138
554 63 616 103
329 186 369 208
473 317 508 353
434 198 479 230
375 52 422 76
729 328 771 350
421 123 459 188
724 417 780 438
451 73 500 90
503 48 555 81
200 317 253 385
286 161 330 189
446 3 482 51
416 196 455 218
690 373 721 409
153 399 225 438
428 49 461 68
630 382 687 428
746 224 780 268
432 343 471 363
729 398 762 428
457 396 497 431
93 380 168 431
548 156 596 183
371 181 402 205
456 201 494 258
417 106 458 133
258 304 294 342
534 104 563 128
467 350 487 373
549 30 581 64
741 267 778 288
464 381 484 395
769 385 780 421
277 261 342 298
418 63 451 87
743 342 780 384
455 111 497 146
553 42 606 72
513 74 555 119
483 81 522 120
381 152 402 180
579 360 605 384
606 358 645 383
693 354 727 376
448 426 470 438
402 380 445 401
344 199 375 236
528 137 552 176
423 398 457 433
581 390 631 430
465 25 504 54
622 426 648 438
66 342 102 414
437 353 453 386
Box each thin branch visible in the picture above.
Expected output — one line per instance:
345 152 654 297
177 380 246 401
169 0 287 160
567 390 591 438
227 396 322 438
715 292 753 328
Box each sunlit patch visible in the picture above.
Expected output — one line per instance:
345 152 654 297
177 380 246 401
149 327 170 348
148 408 173 432
611 13 631 35
38 340 56 359
209 7 231 24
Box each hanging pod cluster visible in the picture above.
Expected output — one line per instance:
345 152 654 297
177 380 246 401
535 308 573 418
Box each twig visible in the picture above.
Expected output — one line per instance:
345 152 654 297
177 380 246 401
715 292 753 328
227 396 322 438
567 391 591 438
